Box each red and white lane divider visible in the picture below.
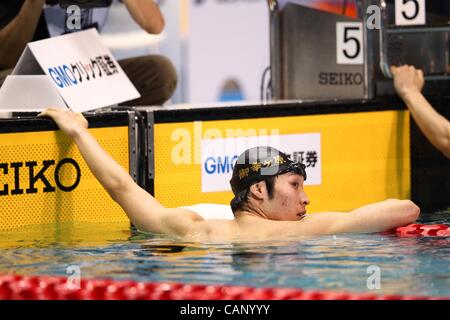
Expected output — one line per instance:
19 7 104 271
395 223 450 237
0 274 447 300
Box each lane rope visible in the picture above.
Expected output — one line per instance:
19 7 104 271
395 223 450 237
0 274 447 300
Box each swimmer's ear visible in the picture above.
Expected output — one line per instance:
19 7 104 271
249 182 266 200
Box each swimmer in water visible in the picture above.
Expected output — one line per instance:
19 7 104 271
39 109 420 242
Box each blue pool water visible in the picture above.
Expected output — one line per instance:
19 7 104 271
0 211 449 297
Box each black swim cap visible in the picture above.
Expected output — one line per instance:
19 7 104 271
229 146 307 195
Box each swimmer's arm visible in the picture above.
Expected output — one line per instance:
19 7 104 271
39 109 202 236
301 199 420 234
391 65 450 158
70 124 202 236
122 0 165 34
399 89 450 158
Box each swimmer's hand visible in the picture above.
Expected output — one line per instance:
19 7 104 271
38 108 88 139
390 65 424 98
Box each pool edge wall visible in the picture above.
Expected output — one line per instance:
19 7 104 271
147 98 449 213
0 111 134 231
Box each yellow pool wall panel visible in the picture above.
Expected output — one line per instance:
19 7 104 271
153 110 410 213
0 127 130 231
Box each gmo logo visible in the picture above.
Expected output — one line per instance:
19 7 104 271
204 155 238 174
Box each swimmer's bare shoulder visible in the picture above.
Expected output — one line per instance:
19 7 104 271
181 214 329 242
181 213 317 242
182 199 420 241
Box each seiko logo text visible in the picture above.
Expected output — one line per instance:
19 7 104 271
0 158 81 195
318 72 363 85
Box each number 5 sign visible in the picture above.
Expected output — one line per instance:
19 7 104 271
336 22 363 65
395 0 426 26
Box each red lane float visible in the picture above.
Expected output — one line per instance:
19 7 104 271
395 224 450 237
0 274 447 300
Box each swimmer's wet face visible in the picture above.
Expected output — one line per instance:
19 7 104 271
258 172 310 221
229 146 309 220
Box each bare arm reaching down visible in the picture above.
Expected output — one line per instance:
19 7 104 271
0 0 45 69
38 109 202 237
391 65 450 159
122 0 165 34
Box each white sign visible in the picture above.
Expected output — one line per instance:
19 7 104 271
336 22 364 65
0 75 66 111
201 133 322 193
395 0 426 26
10 29 139 112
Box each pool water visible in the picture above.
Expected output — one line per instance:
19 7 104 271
0 211 449 297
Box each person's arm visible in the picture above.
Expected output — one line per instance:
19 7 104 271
122 0 165 34
296 199 420 235
38 109 203 236
0 0 45 69
391 65 450 159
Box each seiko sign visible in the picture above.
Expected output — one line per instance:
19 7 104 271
318 72 364 86
0 158 81 195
